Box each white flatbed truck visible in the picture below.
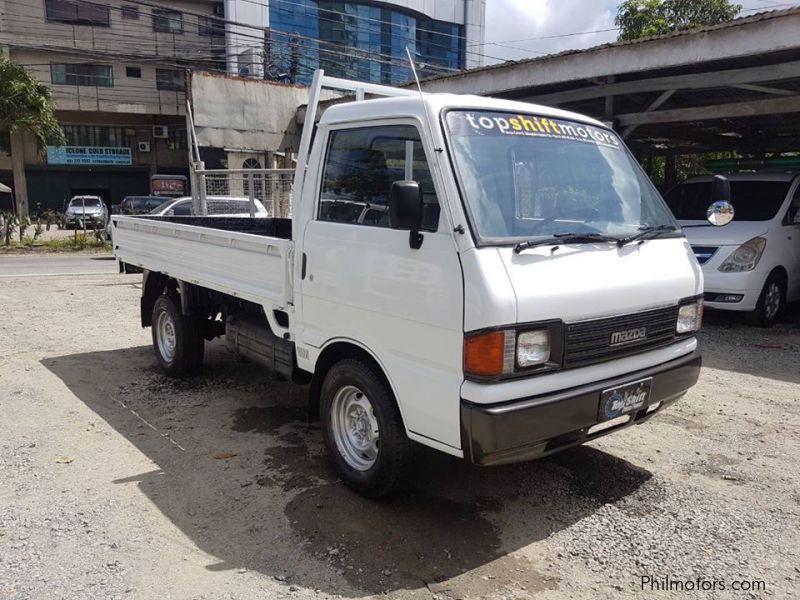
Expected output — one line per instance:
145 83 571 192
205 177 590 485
113 71 718 497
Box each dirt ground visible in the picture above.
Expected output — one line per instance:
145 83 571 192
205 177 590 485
1 269 799 600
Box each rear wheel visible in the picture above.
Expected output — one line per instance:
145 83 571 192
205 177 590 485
747 273 785 328
321 359 412 497
152 293 204 377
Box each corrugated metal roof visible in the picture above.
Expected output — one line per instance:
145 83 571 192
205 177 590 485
422 7 800 84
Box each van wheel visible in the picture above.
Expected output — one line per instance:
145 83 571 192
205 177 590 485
747 273 785 328
152 294 204 377
320 359 412 498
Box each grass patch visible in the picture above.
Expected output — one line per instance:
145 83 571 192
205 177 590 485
2 234 111 253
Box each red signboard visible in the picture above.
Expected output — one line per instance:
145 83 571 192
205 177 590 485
151 176 187 196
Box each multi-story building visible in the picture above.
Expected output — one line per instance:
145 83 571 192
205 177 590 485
0 0 486 215
224 0 486 83
0 0 226 214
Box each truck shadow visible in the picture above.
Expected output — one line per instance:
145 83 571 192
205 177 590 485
42 343 653 597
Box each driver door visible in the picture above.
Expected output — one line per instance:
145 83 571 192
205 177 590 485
298 122 465 450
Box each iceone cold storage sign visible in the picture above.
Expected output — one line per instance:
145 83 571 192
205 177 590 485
46 146 132 166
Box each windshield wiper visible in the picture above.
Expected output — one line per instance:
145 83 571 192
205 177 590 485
616 225 678 247
513 232 620 254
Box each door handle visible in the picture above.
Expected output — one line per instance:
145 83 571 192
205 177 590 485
301 253 307 280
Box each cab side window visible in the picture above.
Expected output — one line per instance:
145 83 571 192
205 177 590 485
319 125 440 231
172 201 192 216
787 184 800 225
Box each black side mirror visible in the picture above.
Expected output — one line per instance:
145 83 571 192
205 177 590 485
389 180 424 249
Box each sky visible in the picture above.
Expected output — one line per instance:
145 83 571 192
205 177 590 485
481 0 798 64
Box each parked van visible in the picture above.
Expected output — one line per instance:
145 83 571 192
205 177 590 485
665 172 800 326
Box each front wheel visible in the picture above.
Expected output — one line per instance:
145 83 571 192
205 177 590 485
320 359 413 497
747 273 785 328
152 293 204 377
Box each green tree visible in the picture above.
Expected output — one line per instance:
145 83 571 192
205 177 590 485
615 0 741 41
0 51 65 215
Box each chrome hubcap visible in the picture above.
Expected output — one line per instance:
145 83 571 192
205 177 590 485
330 385 379 471
764 283 781 320
156 309 177 363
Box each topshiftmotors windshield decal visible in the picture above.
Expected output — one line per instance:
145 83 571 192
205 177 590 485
447 110 622 150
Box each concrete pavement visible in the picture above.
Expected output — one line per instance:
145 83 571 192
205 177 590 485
0 254 118 278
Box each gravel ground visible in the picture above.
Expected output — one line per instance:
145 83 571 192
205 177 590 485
0 271 798 600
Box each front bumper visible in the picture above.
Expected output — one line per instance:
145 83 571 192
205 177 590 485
460 351 701 465
66 214 104 224
701 266 765 312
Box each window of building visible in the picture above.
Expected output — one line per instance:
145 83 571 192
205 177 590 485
125 66 142 78
45 0 110 26
62 125 130 147
51 64 113 87
121 5 139 19
319 125 440 230
156 68 185 91
199 15 225 37
267 1 465 85
167 128 187 150
153 9 183 33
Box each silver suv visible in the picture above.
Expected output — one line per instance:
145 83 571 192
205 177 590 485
65 196 108 227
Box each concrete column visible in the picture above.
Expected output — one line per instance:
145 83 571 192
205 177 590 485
9 129 29 217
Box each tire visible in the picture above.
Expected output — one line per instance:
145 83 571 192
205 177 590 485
320 359 413 498
151 293 205 377
747 273 785 328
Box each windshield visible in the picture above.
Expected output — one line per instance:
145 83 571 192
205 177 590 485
664 181 790 221
70 198 101 207
444 110 676 244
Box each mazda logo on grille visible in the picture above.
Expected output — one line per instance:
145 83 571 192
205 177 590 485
610 327 647 346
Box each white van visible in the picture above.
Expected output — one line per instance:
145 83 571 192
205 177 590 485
113 72 719 496
665 173 800 326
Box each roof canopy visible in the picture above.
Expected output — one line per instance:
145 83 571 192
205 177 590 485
418 8 800 156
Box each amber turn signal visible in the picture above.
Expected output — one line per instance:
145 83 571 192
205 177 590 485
464 331 506 377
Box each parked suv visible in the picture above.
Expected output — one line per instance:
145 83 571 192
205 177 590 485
665 172 800 326
64 196 107 227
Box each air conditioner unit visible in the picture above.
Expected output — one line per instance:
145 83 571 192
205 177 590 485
138 141 151 152
153 125 169 139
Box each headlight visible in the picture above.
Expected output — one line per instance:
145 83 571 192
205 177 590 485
517 330 551 368
464 327 555 378
677 300 703 334
719 237 766 272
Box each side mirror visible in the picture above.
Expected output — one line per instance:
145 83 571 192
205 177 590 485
389 180 424 248
707 175 734 227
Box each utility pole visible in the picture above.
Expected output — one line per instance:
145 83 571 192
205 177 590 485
289 33 300 84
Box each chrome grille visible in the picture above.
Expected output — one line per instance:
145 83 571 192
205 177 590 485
564 306 679 368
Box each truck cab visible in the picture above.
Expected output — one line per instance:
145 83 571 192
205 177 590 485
114 72 711 497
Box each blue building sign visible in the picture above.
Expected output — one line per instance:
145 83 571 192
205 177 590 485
47 146 132 166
